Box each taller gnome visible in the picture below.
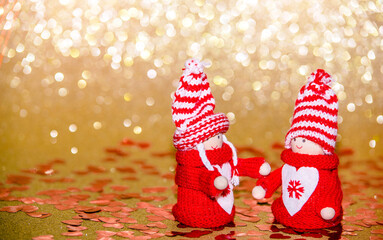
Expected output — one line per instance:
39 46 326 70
252 69 343 230
172 59 271 228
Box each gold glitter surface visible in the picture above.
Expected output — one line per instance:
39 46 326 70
0 0 383 173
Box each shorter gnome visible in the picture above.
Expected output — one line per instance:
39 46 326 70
252 69 343 230
172 59 271 228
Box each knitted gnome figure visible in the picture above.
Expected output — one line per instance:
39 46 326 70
252 69 343 230
172 59 271 228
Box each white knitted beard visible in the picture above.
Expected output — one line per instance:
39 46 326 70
196 136 240 186
196 143 214 171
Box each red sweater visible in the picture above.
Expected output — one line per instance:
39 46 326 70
257 149 342 230
173 143 266 228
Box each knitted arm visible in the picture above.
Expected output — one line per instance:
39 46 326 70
254 166 283 198
316 170 343 220
175 165 224 197
237 157 270 178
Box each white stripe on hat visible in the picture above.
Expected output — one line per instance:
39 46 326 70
295 99 338 110
174 87 207 99
289 120 337 136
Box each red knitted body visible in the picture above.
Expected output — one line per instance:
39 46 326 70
257 149 342 230
173 143 266 228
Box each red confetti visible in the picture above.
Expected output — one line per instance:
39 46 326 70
6 175 32 185
67 225 88 231
116 166 136 173
115 231 134 238
142 187 167 193
167 230 213 238
32 235 54 240
22 205 39 213
88 165 106 173
101 206 122 212
105 147 128 156
256 224 272 231
247 230 266 236
238 215 261 223
96 230 116 237
137 142 150 149
127 224 150 230
26 212 51 218
78 213 100 220
0 205 23 213
99 217 119 224
343 225 364 232
338 148 354 156
371 229 383 234
370 237 383 240
147 222 167 229
103 157 117 162
147 233 165 239
76 206 101 213
110 185 129 191
61 231 83 236
111 212 130 218
129 236 151 240
161 173 174 180
235 222 248 227
120 138 135 145
141 229 159 235
61 220 83 226
270 233 291 239
103 223 124 229
151 151 173 157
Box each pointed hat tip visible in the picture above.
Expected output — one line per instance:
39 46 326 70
308 69 334 86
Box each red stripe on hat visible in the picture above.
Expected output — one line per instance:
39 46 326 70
291 115 338 129
295 94 338 106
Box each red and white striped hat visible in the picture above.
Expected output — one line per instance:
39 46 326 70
285 69 338 155
172 59 229 151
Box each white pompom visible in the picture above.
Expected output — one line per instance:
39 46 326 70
184 59 204 74
252 186 266 200
214 176 228 190
307 69 334 86
259 162 271 176
321 207 335 220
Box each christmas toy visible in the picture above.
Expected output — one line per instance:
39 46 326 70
172 59 271 228
252 69 343 230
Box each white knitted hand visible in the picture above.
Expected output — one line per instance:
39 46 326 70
252 186 266 199
321 207 335 220
214 176 228 190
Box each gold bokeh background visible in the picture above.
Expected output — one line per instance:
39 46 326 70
1 0 382 169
